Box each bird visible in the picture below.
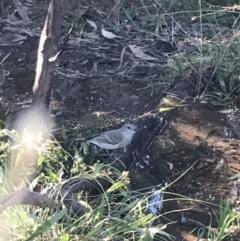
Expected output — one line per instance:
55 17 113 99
72 123 137 150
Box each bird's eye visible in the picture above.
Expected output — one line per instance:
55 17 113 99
127 126 130 129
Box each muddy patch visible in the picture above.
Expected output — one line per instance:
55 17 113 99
128 104 240 240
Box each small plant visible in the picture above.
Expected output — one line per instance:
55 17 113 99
208 198 240 241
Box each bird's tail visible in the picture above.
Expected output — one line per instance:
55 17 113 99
75 133 101 141
68 134 100 149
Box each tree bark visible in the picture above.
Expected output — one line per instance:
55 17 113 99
31 0 70 112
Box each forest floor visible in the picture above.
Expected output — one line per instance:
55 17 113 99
1 1 240 240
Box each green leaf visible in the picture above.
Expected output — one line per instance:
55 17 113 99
93 195 105 224
168 0 177 11
107 172 130 193
4 115 12 130
91 163 104 176
82 220 105 241
172 57 183 76
14 149 24 167
159 107 175 112
61 124 67 141
107 180 126 193
236 35 240 45
128 214 153 228
140 231 154 240
229 76 237 92
37 154 45 166
25 209 66 241
47 169 58 182
138 14 157 23
103 18 114 28
230 172 240 180
60 232 71 241
141 227 171 240
155 15 161 35
2 128 19 142
123 8 138 28
62 20 72 30
123 8 133 22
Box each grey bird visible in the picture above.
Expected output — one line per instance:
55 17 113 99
73 123 137 150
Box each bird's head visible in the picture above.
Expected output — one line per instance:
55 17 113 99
120 123 137 135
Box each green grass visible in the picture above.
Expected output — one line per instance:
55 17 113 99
0 126 240 240
168 3 240 102
208 198 240 241
0 126 172 241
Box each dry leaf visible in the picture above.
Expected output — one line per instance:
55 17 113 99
86 18 97 31
101 28 118 39
177 40 186 51
128 45 157 61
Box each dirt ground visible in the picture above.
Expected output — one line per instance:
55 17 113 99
1 1 240 241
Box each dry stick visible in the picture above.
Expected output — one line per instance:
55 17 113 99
0 177 112 216
55 8 80 59
13 0 31 22
0 190 48 214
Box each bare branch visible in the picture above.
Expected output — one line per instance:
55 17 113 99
0 190 48 213
0 177 112 217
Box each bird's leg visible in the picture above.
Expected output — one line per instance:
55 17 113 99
99 149 112 157
104 149 118 161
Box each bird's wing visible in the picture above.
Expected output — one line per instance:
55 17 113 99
104 130 124 144
93 130 124 145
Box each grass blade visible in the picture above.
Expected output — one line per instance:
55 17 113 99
25 208 67 241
